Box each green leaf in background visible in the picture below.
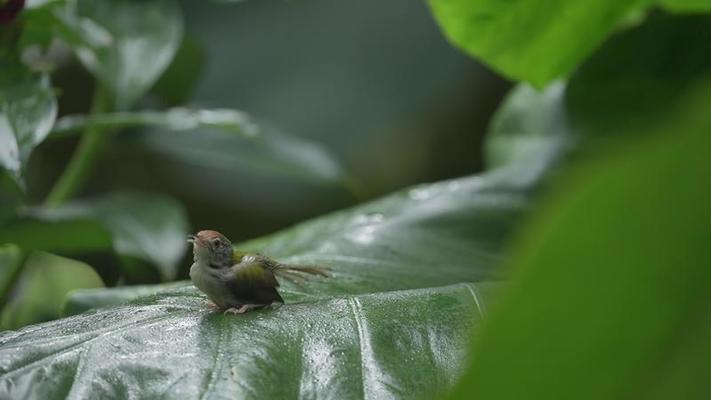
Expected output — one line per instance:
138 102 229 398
427 0 648 86
69 0 184 109
0 192 189 280
0 246 103 330
484 82 570 170
50 107 259 139
0 93 569 397
0 73 57 186
150 34 205 106
451 88 711 399
48 107 349 185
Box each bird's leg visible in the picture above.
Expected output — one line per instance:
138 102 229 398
224 304 262 314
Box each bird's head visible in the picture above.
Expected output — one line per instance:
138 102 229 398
188 230 233 267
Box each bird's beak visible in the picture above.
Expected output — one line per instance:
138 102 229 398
187 234 196 244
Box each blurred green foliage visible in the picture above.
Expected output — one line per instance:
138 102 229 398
0 0 710 398
453 87 711 399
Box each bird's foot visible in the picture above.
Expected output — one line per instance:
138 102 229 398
224 304 261 315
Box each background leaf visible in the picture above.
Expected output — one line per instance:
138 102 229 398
0 192 189 280
49 108 349 185
69 0 184 109
0 247 104 330
0 73 57 185
484 82 570 170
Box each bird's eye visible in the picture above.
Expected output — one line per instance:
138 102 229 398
212 239 221 247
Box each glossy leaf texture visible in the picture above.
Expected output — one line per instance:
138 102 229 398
0 74 57 186
0 90 569 397
0 283 494 399
68 0 183 109
0 192 189 280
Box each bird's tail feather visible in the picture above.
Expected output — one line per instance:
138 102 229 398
276 264 330 278
276 270 307 284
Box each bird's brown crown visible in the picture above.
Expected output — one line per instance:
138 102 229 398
196 230 227 241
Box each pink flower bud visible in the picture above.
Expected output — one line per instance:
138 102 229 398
0 0 25 25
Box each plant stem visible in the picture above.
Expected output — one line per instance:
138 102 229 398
44 86 110 207
0 247 29 313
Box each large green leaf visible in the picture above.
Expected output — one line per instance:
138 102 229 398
427 0 649 86
0 192 189 280
0 106 567 397
0 282 494 399
0 73 57 186
452 88 711 399
68 0 184 109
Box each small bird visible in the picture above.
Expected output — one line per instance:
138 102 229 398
188 230 328 314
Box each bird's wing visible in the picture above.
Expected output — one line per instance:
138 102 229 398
231 255 279 288
232 249 249 262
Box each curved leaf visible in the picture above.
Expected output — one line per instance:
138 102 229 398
484 81 571 170
0 283 496 399
68 0 184 109
427 0 648 86
49 108 258 139
0 73 57 186
48 108 348 185
0 248 103 330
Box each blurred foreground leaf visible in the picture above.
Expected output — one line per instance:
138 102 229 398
0 247 103 330
566 14 711 138
0 73 57 186
452 90 711 399
0 192 189 280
